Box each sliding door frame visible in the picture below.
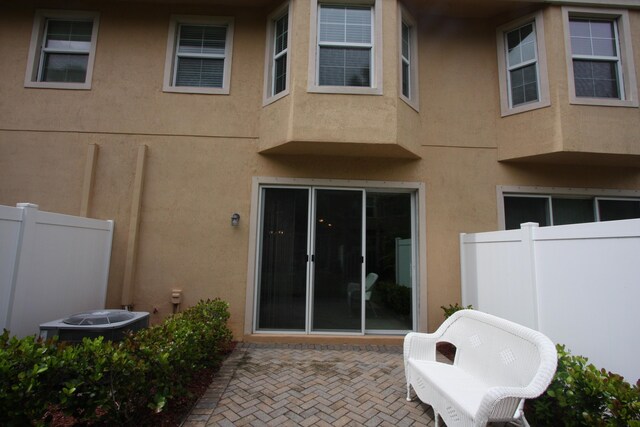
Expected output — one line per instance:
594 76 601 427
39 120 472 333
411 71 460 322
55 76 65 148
245 177 427 336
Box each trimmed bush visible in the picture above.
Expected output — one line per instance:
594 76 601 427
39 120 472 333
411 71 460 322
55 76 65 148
526 344 640 426
0 298 232 426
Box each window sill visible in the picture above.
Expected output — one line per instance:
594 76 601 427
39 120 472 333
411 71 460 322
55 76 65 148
307 85 382 96
24 81 92 90
263 89 290 107
500 99 551 117
399 94 419 112
568 96 639 108
163 85 230 95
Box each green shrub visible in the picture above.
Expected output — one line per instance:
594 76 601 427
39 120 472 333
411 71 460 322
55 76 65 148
0 298 232 426
440 303 473 319
526 344 640 427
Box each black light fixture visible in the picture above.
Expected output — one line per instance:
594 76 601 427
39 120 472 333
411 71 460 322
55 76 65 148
231 212 240 226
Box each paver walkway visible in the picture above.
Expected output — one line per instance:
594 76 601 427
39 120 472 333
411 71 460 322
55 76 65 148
182 343 438 427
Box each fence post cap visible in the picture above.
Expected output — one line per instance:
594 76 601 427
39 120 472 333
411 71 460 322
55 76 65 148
16 203 39 209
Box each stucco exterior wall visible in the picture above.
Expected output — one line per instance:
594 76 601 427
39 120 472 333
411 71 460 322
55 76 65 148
1 0 639 338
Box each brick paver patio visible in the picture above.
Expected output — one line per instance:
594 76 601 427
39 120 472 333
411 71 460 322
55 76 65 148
182 343 438 426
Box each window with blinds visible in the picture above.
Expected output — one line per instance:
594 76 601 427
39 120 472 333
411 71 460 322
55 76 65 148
40 19 93 83
317 5 372 87
174 24 227 88
163 16 234 94
25 10 99 89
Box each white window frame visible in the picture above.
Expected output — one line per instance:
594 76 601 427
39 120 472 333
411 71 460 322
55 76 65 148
263 2 292 105
308 0 383 95
497 185 640 230
496 11 550 116
398 4 419 111
163 15 234 95
24 10 100 90
562 7 638 107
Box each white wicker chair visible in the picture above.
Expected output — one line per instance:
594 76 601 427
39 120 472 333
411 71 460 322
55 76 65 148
404 310 557 427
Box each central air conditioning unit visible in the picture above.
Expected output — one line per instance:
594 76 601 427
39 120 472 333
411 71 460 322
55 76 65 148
39 309 149 342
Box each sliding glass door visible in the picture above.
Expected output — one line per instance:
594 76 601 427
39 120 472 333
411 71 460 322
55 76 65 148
255 186 416 334
311 189 364 332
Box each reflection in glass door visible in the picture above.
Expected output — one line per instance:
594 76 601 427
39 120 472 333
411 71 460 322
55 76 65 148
311 189 364 333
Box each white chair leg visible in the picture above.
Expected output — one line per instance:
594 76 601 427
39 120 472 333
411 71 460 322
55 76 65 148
406 383 414 401
434 411 441 427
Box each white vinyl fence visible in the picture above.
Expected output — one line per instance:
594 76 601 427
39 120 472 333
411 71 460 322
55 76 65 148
461 219 640 383
0 203 114 337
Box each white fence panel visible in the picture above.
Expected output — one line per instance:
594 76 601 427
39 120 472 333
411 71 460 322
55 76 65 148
0 205 23 331
0 203 114 337
460 226 538 329
461 219 640 382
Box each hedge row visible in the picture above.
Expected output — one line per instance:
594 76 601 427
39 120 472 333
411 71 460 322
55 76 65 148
527 344 640 426
0 298 233 426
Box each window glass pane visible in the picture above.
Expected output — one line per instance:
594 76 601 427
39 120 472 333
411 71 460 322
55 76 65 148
274 54 287 94
402 62 409 97
590 20 614 38
175 57 224 87
319 46 370 87
598 200 640 221
570 19 591 37
506 23 535 67
592 38 616 57
178 25 226 56
574 60 619 98
552 198 595 225
275 13 288 55
42 53 88 82
571 36 592 56
510 64 538 106
401 22 410 59
504 196 550 230
45 20 92 51
319 5 371 44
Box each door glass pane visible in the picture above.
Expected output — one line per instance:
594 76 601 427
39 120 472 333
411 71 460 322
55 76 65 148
312 189 362 332
257 188 309 330
504 196 550 229
598 199 640 221
365 193 413 331
552 197 595 225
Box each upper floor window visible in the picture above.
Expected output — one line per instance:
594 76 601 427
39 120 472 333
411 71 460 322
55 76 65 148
496 11 550 116
163 15 234 94
24 10 100 90
562 7 638 107
308 0 382 95
264 3 292 104
399 5 419 110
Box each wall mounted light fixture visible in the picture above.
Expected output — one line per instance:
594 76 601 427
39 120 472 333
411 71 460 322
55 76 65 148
231 212 240 226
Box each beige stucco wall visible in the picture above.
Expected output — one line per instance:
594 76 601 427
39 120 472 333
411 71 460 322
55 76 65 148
1 0 639 338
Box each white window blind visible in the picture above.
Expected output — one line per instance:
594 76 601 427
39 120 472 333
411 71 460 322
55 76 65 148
174 24 227 88
317 5 372 87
